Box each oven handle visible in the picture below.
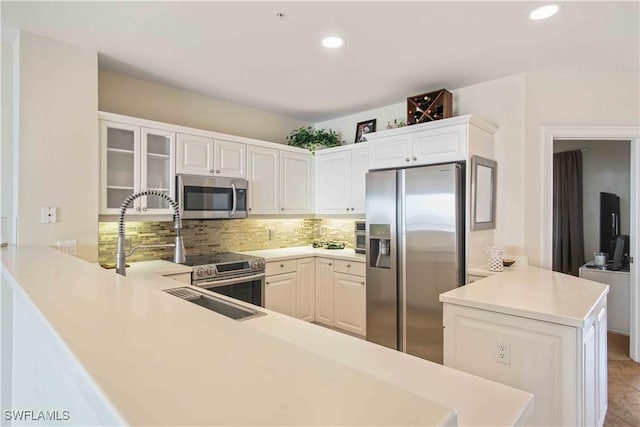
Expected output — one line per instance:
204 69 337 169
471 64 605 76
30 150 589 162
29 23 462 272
194 272 265 288
230 183 237 218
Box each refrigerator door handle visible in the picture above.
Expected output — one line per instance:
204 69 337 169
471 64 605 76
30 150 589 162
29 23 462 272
398 169 407 353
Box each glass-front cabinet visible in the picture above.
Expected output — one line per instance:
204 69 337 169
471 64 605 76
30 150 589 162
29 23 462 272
100 120 175 215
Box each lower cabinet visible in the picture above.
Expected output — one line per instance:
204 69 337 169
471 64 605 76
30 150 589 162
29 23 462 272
333 272 366 336
265 257 315 321
265 272 296 317
315 258 366 337
443 301 608 427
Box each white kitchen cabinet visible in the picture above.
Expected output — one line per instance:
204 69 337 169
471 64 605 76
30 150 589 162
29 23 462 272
176 133 214 176
296 258 315 322
579 265 630 334
100 121 175 215
280 151 313 213
333 272 366 336
315 145 368 214
213 139 246 178
314 258 335 326
350 146 368 213
247 146 279 214
368 134 412 170
367 116 492 170
443 300 608 427
265 272 296 317
314 257 366 335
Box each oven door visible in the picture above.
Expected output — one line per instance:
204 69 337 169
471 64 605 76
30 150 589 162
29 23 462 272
194 273 265 307
177 175 248 219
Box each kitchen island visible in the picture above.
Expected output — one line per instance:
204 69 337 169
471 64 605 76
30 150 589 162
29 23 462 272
440 266 609 426
1 246 532 426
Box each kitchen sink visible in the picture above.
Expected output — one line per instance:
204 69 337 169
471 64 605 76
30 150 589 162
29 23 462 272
164 287 265 321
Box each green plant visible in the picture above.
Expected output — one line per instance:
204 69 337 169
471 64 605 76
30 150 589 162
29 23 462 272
286 126 343 153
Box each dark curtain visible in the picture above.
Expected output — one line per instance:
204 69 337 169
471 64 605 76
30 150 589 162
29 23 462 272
553 150 585 276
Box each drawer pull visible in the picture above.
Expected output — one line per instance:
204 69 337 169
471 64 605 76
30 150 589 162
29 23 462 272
360 281 365 285
347 264 351 268
405 157 410 162
328 263 333 266
412 157 417 161
280 264 284 268
266 282 270 285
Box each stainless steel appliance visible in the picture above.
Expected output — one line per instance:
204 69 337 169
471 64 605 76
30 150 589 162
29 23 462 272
177 175 248 219
183 253 265 307
354 220 366 254
366 163 464 364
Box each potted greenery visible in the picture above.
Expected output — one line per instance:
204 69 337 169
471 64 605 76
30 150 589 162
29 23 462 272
286 126 343 153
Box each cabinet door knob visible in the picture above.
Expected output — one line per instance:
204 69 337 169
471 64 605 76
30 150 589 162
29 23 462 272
215 169 221 174
351 208 355 211
266 282 270 285
346 208 350 211
360 281 365 285
328 263 333 266
248 208 252 211
412 157 417 161
281 208 285 211
135 207 141 212
405 157 410 162
208 169 215 173
142 207 147 212
347 264 351 268
280 264 284 268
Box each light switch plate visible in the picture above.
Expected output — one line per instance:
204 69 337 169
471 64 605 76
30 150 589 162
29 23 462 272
41 207 57 224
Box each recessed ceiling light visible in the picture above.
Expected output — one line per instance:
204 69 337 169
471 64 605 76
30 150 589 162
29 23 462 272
321 36 345 49
529 4 559 20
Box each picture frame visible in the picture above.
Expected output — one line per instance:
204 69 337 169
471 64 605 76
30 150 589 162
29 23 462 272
471 155 497 230
355 119 376 143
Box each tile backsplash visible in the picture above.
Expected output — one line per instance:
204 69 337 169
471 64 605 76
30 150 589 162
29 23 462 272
98 218 356 264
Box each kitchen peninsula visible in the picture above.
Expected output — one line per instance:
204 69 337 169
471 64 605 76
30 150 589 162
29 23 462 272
1 246 533 426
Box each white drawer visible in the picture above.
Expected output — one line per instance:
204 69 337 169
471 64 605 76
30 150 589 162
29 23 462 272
266 259 297 276
333 259 365 276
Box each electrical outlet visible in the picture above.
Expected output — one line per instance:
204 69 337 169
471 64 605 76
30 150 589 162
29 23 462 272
496 341 511 365
41 206 57 224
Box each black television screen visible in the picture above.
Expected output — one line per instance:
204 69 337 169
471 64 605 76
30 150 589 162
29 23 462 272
600 192 620 259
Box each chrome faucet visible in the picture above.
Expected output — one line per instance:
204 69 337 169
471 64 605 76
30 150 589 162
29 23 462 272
115 190 186 276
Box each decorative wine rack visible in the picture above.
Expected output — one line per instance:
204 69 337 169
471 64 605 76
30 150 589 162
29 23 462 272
406 89 453 125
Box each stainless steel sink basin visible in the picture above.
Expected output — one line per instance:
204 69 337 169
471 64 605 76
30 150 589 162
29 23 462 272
164 287 265 321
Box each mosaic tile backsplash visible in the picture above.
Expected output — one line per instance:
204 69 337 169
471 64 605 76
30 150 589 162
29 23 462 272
98 218 356 264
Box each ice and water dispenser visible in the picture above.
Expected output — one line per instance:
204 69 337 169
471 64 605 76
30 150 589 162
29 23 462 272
369 224 391 269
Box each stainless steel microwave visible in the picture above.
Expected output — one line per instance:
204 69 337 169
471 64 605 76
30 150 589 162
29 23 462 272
177 175 248 219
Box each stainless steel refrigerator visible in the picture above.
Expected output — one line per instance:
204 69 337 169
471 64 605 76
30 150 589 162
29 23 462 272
365 163 464 364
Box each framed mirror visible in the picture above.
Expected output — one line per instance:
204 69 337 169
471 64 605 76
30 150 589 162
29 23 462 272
471 155 497 230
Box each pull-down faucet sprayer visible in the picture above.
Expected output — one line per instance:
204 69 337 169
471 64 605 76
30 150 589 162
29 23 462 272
115 190 186 276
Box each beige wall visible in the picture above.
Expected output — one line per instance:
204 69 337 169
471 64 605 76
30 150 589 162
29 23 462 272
524 72 640 266
15 31 99 261
98 70 310 144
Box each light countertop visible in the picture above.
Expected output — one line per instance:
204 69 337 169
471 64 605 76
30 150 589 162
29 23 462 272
1 246 535 426
441 265 609 328
2 246 456 426
240 246 366 262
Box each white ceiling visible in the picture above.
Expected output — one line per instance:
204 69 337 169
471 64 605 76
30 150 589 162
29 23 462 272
2 1 639 122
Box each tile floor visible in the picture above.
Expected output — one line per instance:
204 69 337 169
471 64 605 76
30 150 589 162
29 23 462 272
604 333 640 427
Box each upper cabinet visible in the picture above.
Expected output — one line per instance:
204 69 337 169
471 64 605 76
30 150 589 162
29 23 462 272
176 133 214 176
100 120 175 215
176 135 246 178
366 115 494 170
280 151 313 213
247 145 279 214
315 145 368 214
213 139 246 179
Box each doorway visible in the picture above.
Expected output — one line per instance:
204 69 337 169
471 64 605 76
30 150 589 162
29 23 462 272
542 126 640 363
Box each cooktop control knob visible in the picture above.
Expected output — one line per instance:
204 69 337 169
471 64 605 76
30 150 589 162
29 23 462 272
206 267 215 276
196 267 205 278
